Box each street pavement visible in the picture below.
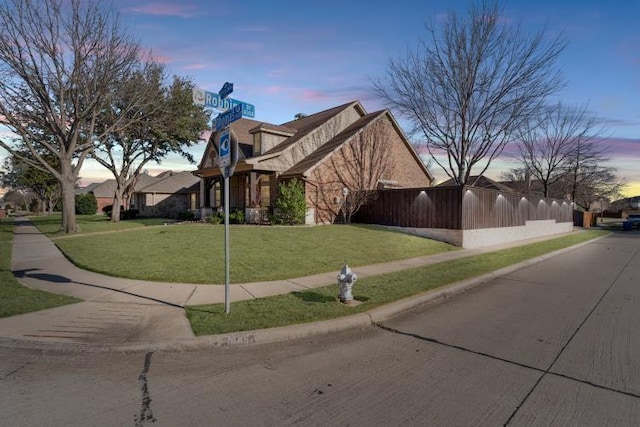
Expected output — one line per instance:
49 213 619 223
0 217 624 352
1 228 638 425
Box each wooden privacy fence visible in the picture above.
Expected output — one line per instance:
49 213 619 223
353 186 573 230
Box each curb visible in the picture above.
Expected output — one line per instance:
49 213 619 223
1 233 610 354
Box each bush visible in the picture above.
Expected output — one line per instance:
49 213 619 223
229 209 245 224
208 213 223 225
272 178 306 225
103 206 138 220
121 209 139 220
177 211 196 221
75 193 98 215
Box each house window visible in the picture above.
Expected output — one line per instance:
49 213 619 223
190 193 197 210
253 133 261 156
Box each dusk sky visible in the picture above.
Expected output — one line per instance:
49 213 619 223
3 0 640 197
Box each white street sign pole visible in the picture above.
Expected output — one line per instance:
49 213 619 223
192 82 253 315
224 168 230 314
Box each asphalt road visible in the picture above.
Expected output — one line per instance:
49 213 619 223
1 233 639 426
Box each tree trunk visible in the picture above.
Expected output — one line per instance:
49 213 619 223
60 175 77 233
111 190 122 222
111 189 124 223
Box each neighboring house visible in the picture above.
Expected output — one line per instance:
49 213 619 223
439 175 515 193
193 101 433 224
130 171 200 218
81 180 116 213
86 171 200 218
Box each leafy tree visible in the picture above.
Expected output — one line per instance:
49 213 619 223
1 150 61 214
0 0 143 232
2 189 35 213
274 179 306 225
374 0 566 185
91 67 210 222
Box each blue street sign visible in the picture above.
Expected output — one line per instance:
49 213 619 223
219 82 233 99
192 88 255 118
219 129 230 167
215 104 243 131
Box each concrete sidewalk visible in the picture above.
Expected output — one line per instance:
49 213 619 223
0 217 602 351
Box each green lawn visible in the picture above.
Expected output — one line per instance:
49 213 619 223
31 214 170 236
43 222 458 284
186 229 608 335
0 218 81 318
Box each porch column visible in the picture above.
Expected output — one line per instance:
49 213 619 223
199 178 206 219
249 172 259 206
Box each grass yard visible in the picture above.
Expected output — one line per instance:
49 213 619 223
186 229 608 335
0 218 81 318
46 223 458 284
31 214 170 236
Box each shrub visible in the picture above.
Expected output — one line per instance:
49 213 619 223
177 211 196 221
272 178 306 225
121 209 138 220
102 205 138 220
75 193 98 215
208 213 223 225
229 209 245 224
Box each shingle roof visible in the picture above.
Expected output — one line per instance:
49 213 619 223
262 102 358 156
439 175 515 192
89 171 199 197
90 180 117 198
281 110 385 178
248 122 296 136
137 171 199 194
78 182 100 195
228 118 266 144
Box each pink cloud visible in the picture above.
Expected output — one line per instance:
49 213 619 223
183 62 208 70
298 89 331 102
600 137 640 158
123 3 197 18
153 54 171 64
265 85 286 95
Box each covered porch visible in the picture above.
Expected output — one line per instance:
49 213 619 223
194 168 278 223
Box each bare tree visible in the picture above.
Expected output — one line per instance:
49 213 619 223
90 65 209 222
569 166 626 212
515 102 600 197
374 0 566 186
0 0 141 232
561 134 626 210
310 117 395 223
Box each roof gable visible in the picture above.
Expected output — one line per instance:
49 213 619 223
137 171 199 194
281 111 385 177
439 175 515 192
262 101 364 156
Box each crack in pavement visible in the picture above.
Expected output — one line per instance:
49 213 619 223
375 319 640 423
375 243 640 425
134 352 156 426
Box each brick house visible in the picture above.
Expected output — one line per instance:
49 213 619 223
86 171 199 218
193 101 433 224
